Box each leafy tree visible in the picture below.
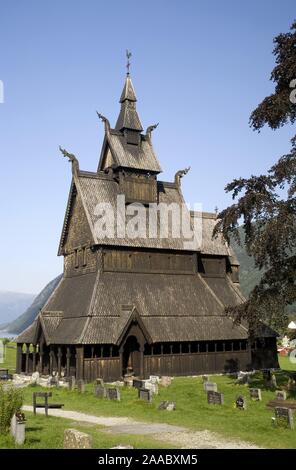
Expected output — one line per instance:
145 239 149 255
216 21 296 333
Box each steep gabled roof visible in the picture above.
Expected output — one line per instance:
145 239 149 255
98 131 162 173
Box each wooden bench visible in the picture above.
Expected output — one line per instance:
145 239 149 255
33 392 64 417
266 400 296 410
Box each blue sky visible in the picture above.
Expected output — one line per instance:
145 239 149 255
0 0 295 294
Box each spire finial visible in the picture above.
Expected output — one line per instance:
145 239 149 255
126 50 132 75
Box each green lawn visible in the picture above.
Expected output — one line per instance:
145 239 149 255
0 340 16 373
0 412 173 449
2 340 296 449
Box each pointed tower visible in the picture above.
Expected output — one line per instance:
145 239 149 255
115 75 143 135
97 59 162 176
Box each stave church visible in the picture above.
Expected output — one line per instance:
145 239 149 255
16 63 278 381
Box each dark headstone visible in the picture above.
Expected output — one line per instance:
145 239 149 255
94 385 106 398
158 400 176 411
235 395 247 410
207 390 224 405
138 388 152 403
106 388 120 401
202 375 209 383
77 379 85 393
133 379 145 390
274 407 294 429
250 388 262 401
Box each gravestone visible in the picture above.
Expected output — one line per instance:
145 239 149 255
204 382 218 393
250 388 262 401
10 414 17 437
270 374 277 389
47 375 58 387
149 375 160 384
106 388 120 401
235 395 247 410
158 401 176 411
77 379 85 393
67 376 76 391
138 388 152 403
95 378 104 387
133 379 145 390
94 385 106 398
143 381 159 395
275 390 287 401
207 390 224 405
14 422 26 445
274 407 294 429
123 376 134 387
160 376 172 387
202 375 209 383
236 372 250 385
64 428 92 449
31 371 40 385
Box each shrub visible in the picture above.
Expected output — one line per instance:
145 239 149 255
0 384 23 434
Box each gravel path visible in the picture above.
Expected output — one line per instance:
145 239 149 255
23 405 260 449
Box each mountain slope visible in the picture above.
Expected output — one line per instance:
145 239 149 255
0 291 35 326
6 275 62 334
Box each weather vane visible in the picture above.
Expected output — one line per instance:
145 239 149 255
126 50 132 75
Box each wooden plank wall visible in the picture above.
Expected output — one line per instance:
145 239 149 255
144 351 250 377
84 358 120 382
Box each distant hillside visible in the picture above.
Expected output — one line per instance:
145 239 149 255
6 275 62 334
0 291 35 326
231 227 296 316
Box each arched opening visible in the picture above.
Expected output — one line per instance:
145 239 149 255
122 335 141 376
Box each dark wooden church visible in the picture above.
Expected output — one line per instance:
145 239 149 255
16 69 278 381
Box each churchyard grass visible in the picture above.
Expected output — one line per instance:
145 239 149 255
0 340 16 373
2 341 296 449
0 412 173 449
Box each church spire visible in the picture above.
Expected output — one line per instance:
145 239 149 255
115 51 143 132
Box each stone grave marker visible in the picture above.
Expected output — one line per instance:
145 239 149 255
138 388 152 403
274 407 294 429
64 428 92 449
275 390 287 401
149 375 160 384
160 376 172 387
204 382 218 393
67 375 76 391
158 401 176 411
10 414 17 437
14 421 26 445
95 378 104 387
133 379 145 389
77 379 85 393
202 375 209 383
106 388 120 401
250 388 262 401
94 385 106 398
235 395 247 410
143 380 159 395
207 390 224 405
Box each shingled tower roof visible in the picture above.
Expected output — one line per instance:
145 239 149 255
115 75 143 132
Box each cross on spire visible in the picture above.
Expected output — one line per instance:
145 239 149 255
126 50 132 75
